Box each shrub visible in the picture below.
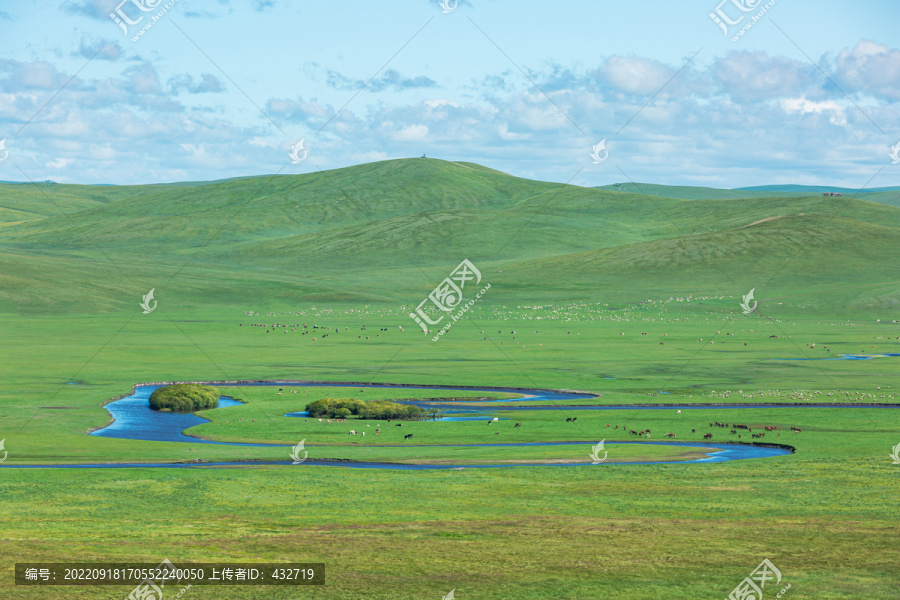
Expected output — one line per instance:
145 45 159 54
305 397 425 420
149 384 219 412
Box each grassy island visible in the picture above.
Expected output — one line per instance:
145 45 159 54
149 383 219 412
306 397 426 420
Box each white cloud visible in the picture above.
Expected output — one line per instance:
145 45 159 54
248 136 277 148
832 40 900 101
780 97 848 126
46 158 75 169
714 51 814 103
1 33 898 188
392 124 429 142
597 56 674 95
425 99 459 109
498 123 530 141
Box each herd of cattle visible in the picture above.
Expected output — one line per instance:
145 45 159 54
242 322 402 341
704 420 800 439
595 420 802 440
322 415 803 443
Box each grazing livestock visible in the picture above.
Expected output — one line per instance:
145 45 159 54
404 434 413 440
665 433 676 438
395 423 402 427
630 429 638 435
703 433 713 439
514 423 522 427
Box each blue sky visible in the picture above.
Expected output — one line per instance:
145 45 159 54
1 0 899 187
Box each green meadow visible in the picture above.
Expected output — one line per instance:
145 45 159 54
1 159 898 598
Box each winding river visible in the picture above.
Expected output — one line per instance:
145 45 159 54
4 381 802 469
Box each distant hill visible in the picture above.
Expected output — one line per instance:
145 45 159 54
595 182 900 207
737 184 900 193
595 182 800 200
0 158 897 313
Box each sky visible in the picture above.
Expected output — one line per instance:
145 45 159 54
1 0 899 188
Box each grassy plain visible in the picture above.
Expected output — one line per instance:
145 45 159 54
1 160 898 598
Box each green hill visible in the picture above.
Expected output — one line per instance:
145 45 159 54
0 158 897 313
595 182 900 207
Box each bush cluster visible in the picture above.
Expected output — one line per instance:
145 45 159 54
305 397 425 420
149 383 220 412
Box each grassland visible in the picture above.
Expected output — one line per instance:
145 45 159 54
0 159 898 598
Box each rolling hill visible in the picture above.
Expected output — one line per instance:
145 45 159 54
0 158 897 313
595 182 900 207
